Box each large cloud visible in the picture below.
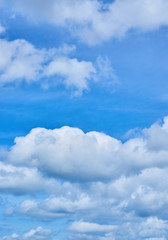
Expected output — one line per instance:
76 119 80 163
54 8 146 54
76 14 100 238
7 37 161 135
1 117 168 239
6 0 168 44
7 116 168 181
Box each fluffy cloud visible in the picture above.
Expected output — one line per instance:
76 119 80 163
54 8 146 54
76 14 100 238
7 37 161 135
0 38 98 93
0 161 59 194
0 227 51 240
6 116 168 181
11 194 93 220
68 221 117 233
6 0 168 44
0 37 116 94
1 117 168 239
138 217 168 238
44 57 96 94
0 38 44 85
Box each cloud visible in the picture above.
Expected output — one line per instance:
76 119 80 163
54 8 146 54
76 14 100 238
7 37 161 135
138 217 168 238
44 57 96 95
0 38 98 94
7 126 122 181
0 227 51 240
146 238 166 240
0 161 59 194
0 38 116 94
6 116 168 181
1 117 168 239
68 221 117 233
0 38 44 85
6 0 168 44
12 194 93 220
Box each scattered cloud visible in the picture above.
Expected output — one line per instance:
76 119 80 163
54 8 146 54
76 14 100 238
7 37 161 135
0 227 51 240
10 194 93 220
44 57 96 95
0 37 116 94
68 221 117 233
5 0 168 44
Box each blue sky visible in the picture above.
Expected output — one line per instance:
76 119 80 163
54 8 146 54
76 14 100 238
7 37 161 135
1 0 168 239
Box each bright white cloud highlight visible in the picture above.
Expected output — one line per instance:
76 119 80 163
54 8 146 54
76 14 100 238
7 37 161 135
0 38 100 93
7 116 168 181
9 0 168 44
68 221 117 233
0 161 58 194
0 38 44 84
45 57 96 94
0 38 115 94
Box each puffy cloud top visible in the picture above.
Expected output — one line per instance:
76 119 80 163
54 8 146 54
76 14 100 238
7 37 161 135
7 117 168 181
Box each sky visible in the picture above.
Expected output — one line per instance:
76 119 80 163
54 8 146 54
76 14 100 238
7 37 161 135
1 0 168 239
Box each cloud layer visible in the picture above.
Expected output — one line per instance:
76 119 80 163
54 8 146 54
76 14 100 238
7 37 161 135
5 0 168 44
1 117 168 239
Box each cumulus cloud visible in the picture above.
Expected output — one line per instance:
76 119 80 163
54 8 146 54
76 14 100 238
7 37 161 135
0 38 44 84
0 37 116 94
68 221 117 233
44 57 96 94
7 126 122 181
6 0 168 44
138 217 168 238
0 161 59 194
6 116 168 181
0 38 98 93
11 194 93 220
1 117 168 239
0 227 51 240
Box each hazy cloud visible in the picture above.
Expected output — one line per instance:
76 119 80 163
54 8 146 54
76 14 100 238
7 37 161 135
6 0 168 44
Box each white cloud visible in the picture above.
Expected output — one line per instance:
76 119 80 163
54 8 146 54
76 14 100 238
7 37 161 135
0 227 51 240
139 217 168 238
44 57 96 95
6 116 168 181
0 38 98 94
0 161 58 194
7 126 122 181
0 38 116 94
68 221 117 233
7 0 168 44
0 38 44 84
14 194 93 220
1 117 168 239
